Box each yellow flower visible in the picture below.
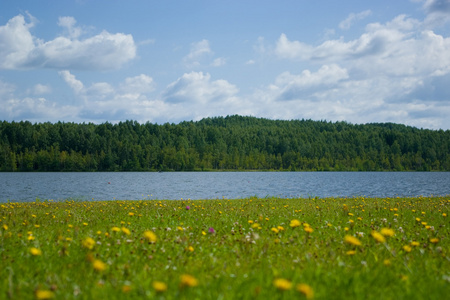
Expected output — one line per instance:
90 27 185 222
304 226 314 233
93 259 107 272
153 281 167 292
296 283 314 299
30 247 42 256
128 212 135 216
143 231 157 243
380 228 395 237
430 238 439 244
82 237 96 250
344 235 361 246
411 241 420 247
187 245 194 252
3 224 8 230
403 245 412 253
180 274 198 287
121 227 131 235
35 289 55 299
346 250 356 255
290 219 301 228
273 278 292 291
122 285 131 293
111 227 121 232
248 220 254 224
383 259 391 266
371 231 386 243
277 226 285 231
271 227 279 234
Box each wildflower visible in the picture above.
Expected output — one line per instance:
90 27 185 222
346 250 356 255
443 213 447 217
383 259 391 266
93 259 107 272
208 227 215 234
273 278 292 291
304 226 314 233
371 231 386 243
82 237 96 250
248 220 254 224
186 206 190 210
201 231 206 235
143 231 157 243
121 227 131 235
128 212 134 216
290 219 301 228
35 290 55 299
180 274 198 287
153 281 168 292
411 241 420 247
30 247 42 256
344 235 361 246
380 228 395 237
83 222 88 226
271 227 279 234
3 224 8 230
111 227 121 232
187 246 194 252
277 226 285 231
403 245 412 253
430 238 439 244
296 283 314 299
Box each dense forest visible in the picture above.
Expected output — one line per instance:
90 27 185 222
1 115 449 172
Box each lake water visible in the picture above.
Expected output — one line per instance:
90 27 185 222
1 172 449 203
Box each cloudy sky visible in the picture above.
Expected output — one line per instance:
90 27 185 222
1 0 450 129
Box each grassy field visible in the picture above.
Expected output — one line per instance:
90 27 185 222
1 196 449 299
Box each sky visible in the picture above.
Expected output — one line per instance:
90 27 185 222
1 0 450 129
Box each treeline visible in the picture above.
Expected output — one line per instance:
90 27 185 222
1 115 449 171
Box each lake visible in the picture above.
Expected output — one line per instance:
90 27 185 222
1 172 449 203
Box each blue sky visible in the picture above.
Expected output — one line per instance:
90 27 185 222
1 0 450 129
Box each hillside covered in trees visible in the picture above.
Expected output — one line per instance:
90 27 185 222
1 115 449 172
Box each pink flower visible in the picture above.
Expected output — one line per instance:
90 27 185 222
186 206 190 210
208 227 215 234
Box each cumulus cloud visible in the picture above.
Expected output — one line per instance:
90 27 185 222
183 39 212 67
422 0 450 27
162 71 238 104
0 14 136 70
339 10 372 30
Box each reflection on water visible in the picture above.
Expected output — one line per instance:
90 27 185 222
1 172 449 202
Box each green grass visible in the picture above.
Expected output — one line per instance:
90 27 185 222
1 196 449 299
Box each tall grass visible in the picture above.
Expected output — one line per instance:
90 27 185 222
1 196 449 299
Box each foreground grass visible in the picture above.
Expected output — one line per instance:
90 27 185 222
1 196 449 299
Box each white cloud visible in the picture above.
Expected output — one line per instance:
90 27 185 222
59 70 84 94
422 0 450 27
31 84 52 95
0 14 136 70
163 71 238 104
183 39 212 67
120 74 155 94
339 10 372 30
211 57 226 67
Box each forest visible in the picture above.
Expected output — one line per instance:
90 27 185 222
0 115 449 172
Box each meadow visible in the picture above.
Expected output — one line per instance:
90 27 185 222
0 196 448 299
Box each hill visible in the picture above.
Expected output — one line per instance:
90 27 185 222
1 116 449 171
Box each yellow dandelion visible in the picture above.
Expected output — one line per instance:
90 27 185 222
430 238 439 244
128 212 134 216
82 237 96 250
273 278 292 291
443 213 447 217
83 222 88 226
271 227 279 234
153 281 167 292
304 226 314 233
296 283 314 299
403 245 412 253
121 227 131 235
93 259 107 272
35 289 55 299
111 227 121 232
346 250 356 255
143 231 157 243
380 228 395 237
180 274 198 287
30 247 42 256
3 224 8 230
290 219 301 228
344 235 361 246
371 231 386 243
277 226 285 231
248 220 254 224
411 241 420 247
383 259 391 266
187 245 194 252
